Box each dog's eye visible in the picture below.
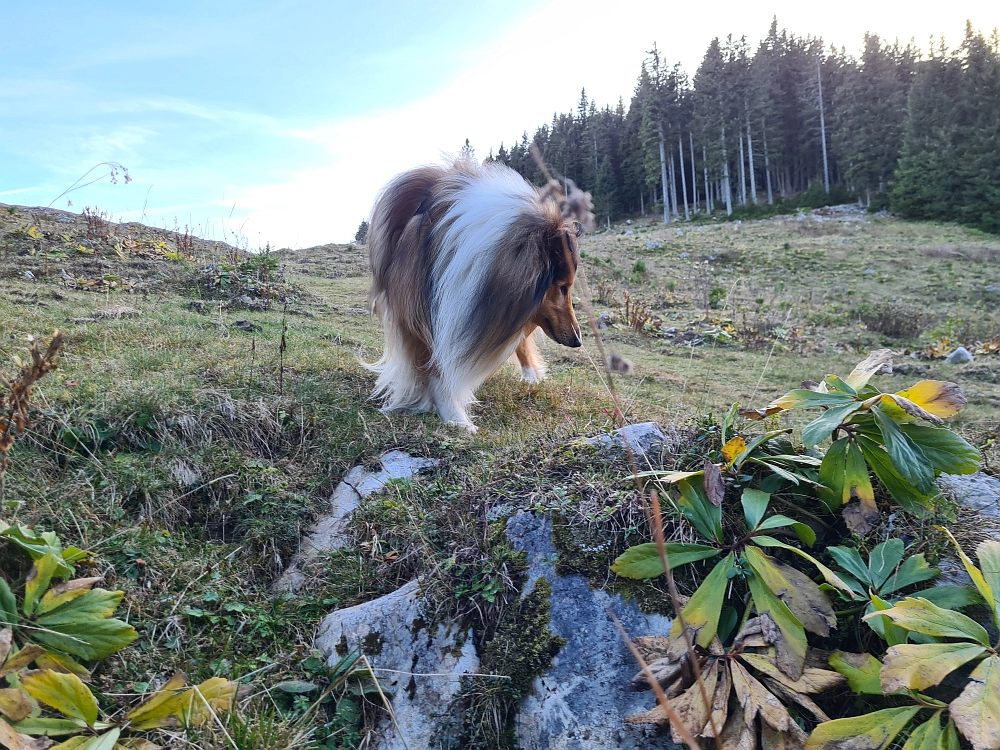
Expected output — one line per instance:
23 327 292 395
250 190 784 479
559 285 569 296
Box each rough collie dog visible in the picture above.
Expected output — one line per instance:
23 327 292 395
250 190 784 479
365 158 584 432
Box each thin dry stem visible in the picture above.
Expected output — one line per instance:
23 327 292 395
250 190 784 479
528 145 718 745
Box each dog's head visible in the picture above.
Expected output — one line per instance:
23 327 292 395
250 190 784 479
531 222 582 348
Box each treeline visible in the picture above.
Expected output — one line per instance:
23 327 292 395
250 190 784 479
485 19 1000 233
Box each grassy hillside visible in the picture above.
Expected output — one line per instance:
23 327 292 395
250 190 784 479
0 201 998 746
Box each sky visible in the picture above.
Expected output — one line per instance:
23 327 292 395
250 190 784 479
1 0 997 249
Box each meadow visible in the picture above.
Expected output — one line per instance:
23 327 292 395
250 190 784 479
0 200 998 746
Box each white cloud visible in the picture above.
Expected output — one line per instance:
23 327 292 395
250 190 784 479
220 0 997 247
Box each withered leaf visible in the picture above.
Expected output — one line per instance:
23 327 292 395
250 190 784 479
668 660 719 744
704 461 725 507
747 550 836 637
845 349 894 390
739 652 846 695
843 501 879 536
721 702 757 750
731 659 791 731
704 659 732 737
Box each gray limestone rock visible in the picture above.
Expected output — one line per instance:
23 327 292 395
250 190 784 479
506 512 677 750
275 451 438 592
315 579 479 750
944 346 974 364
939 472 1000 522
585 422 674 459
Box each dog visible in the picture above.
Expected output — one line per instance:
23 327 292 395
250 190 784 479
365 158 584 432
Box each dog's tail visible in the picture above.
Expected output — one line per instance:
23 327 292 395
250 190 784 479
367 165 443 307
363 165 444 411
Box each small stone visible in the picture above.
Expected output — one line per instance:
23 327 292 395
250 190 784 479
945 346 974 364
585 422 673 457
679 252 690 259
865 268 876 275
22 271 34 279
624 230 634 236
231 320 261 333
644 241 661 250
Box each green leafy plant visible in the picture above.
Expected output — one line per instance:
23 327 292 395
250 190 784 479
613 471 854 679
741 349 980 533
0 526 239 749
825 538 980 641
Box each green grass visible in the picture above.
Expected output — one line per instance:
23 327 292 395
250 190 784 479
0 201 998 745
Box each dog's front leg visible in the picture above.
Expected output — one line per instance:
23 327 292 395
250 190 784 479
515 330 547 384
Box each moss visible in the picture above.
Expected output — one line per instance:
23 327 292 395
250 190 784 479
444 578 566 750
551 514 675 615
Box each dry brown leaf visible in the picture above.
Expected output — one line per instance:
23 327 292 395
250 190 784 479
750 553 836 637
0 717 52 749
731 659 791 731
762 719 807 750
704 659 732 737
0 631 12 668
843 501 879 536
721 702 757 750
0 646 46 678
631 655 685 691
739 653 846 695
845 349 894 390
631 635 675 663
668 661 719 744
704 460 725 507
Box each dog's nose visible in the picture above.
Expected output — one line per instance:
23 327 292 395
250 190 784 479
570 328 582 347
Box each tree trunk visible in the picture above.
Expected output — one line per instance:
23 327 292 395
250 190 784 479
745 106 758 205
657 123 671 224
761 118 774 205
689 132 698 214
669 153 679 219
816 57 830 193
703 145 711 214
721 126 733 216
678 135 690 221
817 58 830 194
640 191 644 216
738 131 747 207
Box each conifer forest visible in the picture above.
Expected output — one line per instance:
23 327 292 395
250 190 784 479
486 20 1000 234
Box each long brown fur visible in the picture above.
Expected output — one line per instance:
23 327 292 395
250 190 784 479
365 158 582 431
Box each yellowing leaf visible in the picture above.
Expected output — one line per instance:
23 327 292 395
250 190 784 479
864 597 990 645
845 349 894 391
881 642 987 693
902 714 945 750
895 380 967 419
34 653 91 681
20 670 98 727
669 554 734 648
24 553 62 617
829 652 884 695
0 646 46 678
950 655 1000 750
881 395 945 425
27 226 42 239
123 673 187 731
805 706 921 750
723 437 747 465
183 678 237 726
36 578 103 616
938 527 997 624
0 689 32 722
745 547 836 637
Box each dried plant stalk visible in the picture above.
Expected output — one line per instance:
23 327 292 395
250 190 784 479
0 331 64 498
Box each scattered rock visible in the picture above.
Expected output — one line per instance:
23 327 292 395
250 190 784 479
585 422 674 458
346 307 369 314
939 472 1000 522
625 230 634 235
596 311 614 329
231 319 261 333
506 513 673 750
945 346 974 364
644 241 662 250
315 580 479 750
22 271 34 279
678 252 690 259
276 451 438 592
94 305 141 319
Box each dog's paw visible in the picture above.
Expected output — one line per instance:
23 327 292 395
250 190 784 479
520 366 544 384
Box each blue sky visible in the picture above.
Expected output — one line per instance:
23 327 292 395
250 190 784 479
1 0 996 247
